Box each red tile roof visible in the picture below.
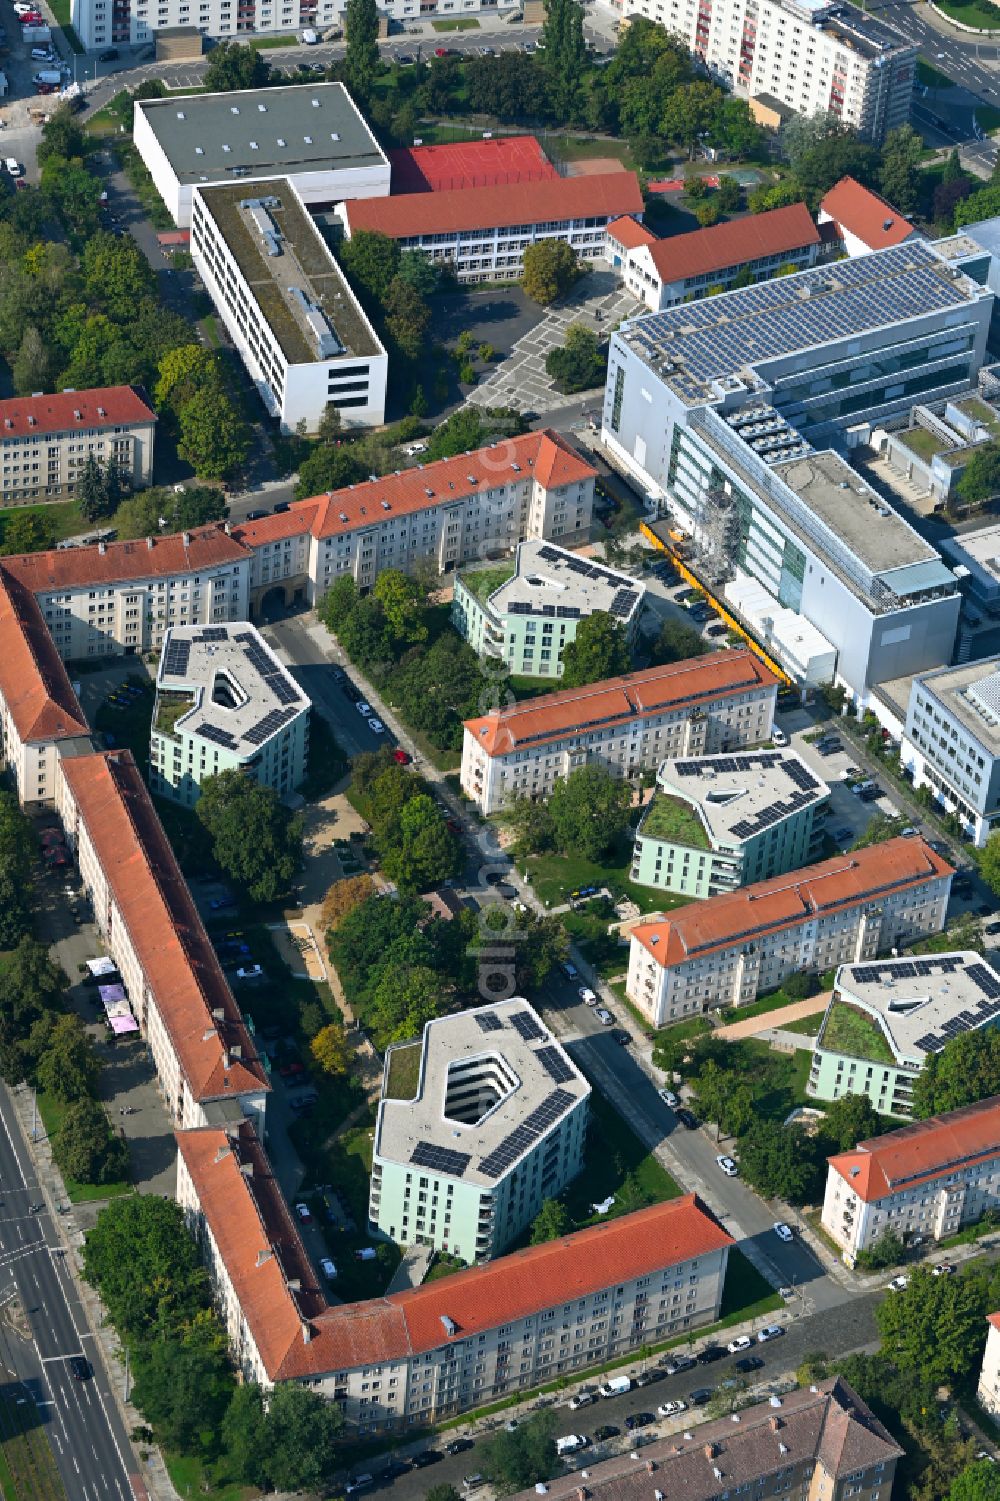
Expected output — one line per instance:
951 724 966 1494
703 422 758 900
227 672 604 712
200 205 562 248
827 1094 1000 1203
606 216 658 252
465 650 779 758
631 838 953 968
0 567 88 743
343 172 644 239
388 136 558 193
177 1129 732 1381
0 385 155 442
819 177 920 251
989 1312 1000 1333
60 751 267 1105
232 430 596 546
5 524 250 593
647 202 819 285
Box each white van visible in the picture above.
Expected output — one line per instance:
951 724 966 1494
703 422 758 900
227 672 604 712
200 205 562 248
31 47 54 59
598 1376 631 1398
556 1435 589 1455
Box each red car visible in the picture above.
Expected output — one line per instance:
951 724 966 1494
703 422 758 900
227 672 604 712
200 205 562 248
393 749 411 765
434 45 450 55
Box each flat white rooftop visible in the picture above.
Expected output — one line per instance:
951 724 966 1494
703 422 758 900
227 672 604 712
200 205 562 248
154 622 309 755
908 656 1000 757
486 541 644 627
375 999 590 1188
645 749 829 850
833 951 1000 1061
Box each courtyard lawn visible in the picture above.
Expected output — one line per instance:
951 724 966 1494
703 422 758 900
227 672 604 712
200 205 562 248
561 907 631 979
36 1092 132 1203
563 1089 681 1230
524 840 694 915
0 499 86 549
165 1454 254 1501
819 1000 894 1064
719 986 826 1024
717 1248 783 1325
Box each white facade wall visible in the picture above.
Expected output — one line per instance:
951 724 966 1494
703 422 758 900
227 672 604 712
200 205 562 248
822 1149 1000 1265
625 866 952 1026
388 218 616 284
0 413 155 507
0 714 64 806
979 1322 1000 1417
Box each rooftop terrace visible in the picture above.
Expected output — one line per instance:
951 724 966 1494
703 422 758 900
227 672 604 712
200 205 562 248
832 951 1000 1063
646 749 829 852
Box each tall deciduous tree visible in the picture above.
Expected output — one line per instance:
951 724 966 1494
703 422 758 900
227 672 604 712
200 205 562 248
530 1198 571 1243
482 1410 557 1496
912 1027 1000 1119
541 0 587 120
321 872 376 931
521 238 580 305
958 440 1000 507
344 0 381 105
875 1265 988 1388
203 40 270 91
878 123 923 217
548 763 631 861
54 1098 129 1187
35 1014 100 1104
11 324 52 395
196 769 303 902
310 1022 352 1077
559 612 631 688
82 1194 209 1340
0 508 55 557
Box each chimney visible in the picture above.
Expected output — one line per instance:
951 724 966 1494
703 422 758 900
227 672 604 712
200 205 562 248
769 1417 782 1433
146 536 154 550
212 1008 225 1020
183 531 191 545
224 521 231 535
256 1247 272 1267
239 1161 253 1178
231 1043 242 1059
98 541 106 555
202 1029 215 1042
703 1445 716 1460
301 1321 313 1345
287 1278 301 1292
645 1462 656 1475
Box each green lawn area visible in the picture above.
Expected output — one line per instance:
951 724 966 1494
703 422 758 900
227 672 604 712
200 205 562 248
958 396 1000 433
431 14 479 26
562 1089 681 1230
0 499 87 549
45 0 84 49
384 1040 421 1100
524 840 693 915
897 427 944 462
0 1379 66 1501
917 56 956 87
248 30 298 44
544 134 639 173
639 792 710 850
719 987 826 1024
37 1092 132 1203
819 1000 894 1064
781 1013 823 1037
165 1454 254 1501
457 563 515 605
561 907 631 979
425 1252 466 1283
718 1248 783 1325
931 0 1000 26
153 691 193 737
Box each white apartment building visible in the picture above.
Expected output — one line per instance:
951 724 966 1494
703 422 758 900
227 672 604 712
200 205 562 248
132 83 390 227
4 526 251 662
626 837 953 1026
809 952 1000 1116
979 1315 1000 1417
0 386 156 506
894 659 1000 848
461 649 779 815
618 0 915 145
822 1095 1000 1266
177 1117 732 1428
0 568 92 806
233 429 598 605
150 623 310 807
340 172 644 284
370 1001 590 1262
191 179 387 433
57 749 269 1130
604 242 982 705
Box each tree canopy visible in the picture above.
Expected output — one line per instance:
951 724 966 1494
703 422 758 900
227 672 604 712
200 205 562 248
875 1265 989 1388
196 770 303 903
521 239 580 305
548 764 631 861
482 1411 558 1495
545 322 606 394
560 612 631 688
202 40 271 91
912 1027 1000 1119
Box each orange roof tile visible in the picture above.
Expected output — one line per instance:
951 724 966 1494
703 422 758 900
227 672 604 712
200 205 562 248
466 650 779 758
647 202 819 285
0 385 155 441
4 524 250 593
819 177 920 251
989 1312 1000 1333
388 136 558 193
60 751 267 1105
236 430 596 546
827 1094 1000 1203
344 172 644 238
631 838 953 968
178 1126 732 1381
0 567 88 743
607 215 658 251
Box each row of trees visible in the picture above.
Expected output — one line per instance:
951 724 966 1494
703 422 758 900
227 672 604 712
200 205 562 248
83 1195 344 1492
0 791 35 947
505 763 633 864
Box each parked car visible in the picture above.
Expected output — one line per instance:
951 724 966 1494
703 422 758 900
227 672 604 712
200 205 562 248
568 1390 597 1410
735 1355 764 1374
561 961 579 979
657 1399 687 1417
235 964 264 981
716 1154 738 1177
688 1388 714 1406
675 1108 698 1130
658 1088 679 1108
593 1425 620 1442
368 718 386 735
393 749 412 765
697 1345 726 1364
886 1274 910 1292
245 509 268 521
579 987 598 1005
411 1451 443 1468
932 1263 956 1277
773 1222 794 1243
625 1412 655 1430
772 728 788 747
594 1008 614 1026
756 1325 786 1342
356 700 372 716
446 1439 475 1455
295 1202 312 1222
320 1257 337 1280
661 1354 695 1376
634 1368 665 1387
69 1356 91 1380
727 1335 753 1354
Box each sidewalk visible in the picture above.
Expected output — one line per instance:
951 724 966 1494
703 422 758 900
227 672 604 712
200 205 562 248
714 997 828 1042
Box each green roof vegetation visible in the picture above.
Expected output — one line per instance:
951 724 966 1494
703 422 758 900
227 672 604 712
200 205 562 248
819 1000 895 1064
384 1040 422 1100
639 792 711 851
153 691 194 739
456 564 516 607
957 396 1000 435
898 427 947 463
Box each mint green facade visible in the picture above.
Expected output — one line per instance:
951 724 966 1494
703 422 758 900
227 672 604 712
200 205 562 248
807 1043 917 1117
452 572 575 679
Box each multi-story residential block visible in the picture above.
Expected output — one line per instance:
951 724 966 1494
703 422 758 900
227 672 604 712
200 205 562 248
626 838 953 1027
822 1095 1000 1265
339 172 645 283
58 749 268 1130
619 0 915 144
603 242 981 704
177 1116 732 1425
191 178 387 432
461 649 779 815
978 1314 1000 1416
631 749 829 897
818 176 923 259
149 623 310 807
610 201 821 312
0 387 156 506
452 541 644 680
0 568 91 805
809 952 1000 1116
508 1379 902 1501
370 1000 591 1261
233 430 598 603
132 84 390 228
893 659 1000 848
3 526 251 661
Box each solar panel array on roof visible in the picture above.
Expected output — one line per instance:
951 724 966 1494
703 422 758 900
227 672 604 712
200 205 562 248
239 637 301 710
537 546 563 563
410 1141 471 1177
509 1010 545 1042
242 706 297 746
474 1011 503 1033
479 1088 576 1179
851 957 965 984
196 721 236 748
535 1045 575 1085
674 753 783 777
729 788 817 840
609 588 638 619
163 639 191 677
193 627 229 643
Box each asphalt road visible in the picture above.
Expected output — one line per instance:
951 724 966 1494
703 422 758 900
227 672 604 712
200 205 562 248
263 613 398 759
355 1291 882 1499
0 1082 138 1501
